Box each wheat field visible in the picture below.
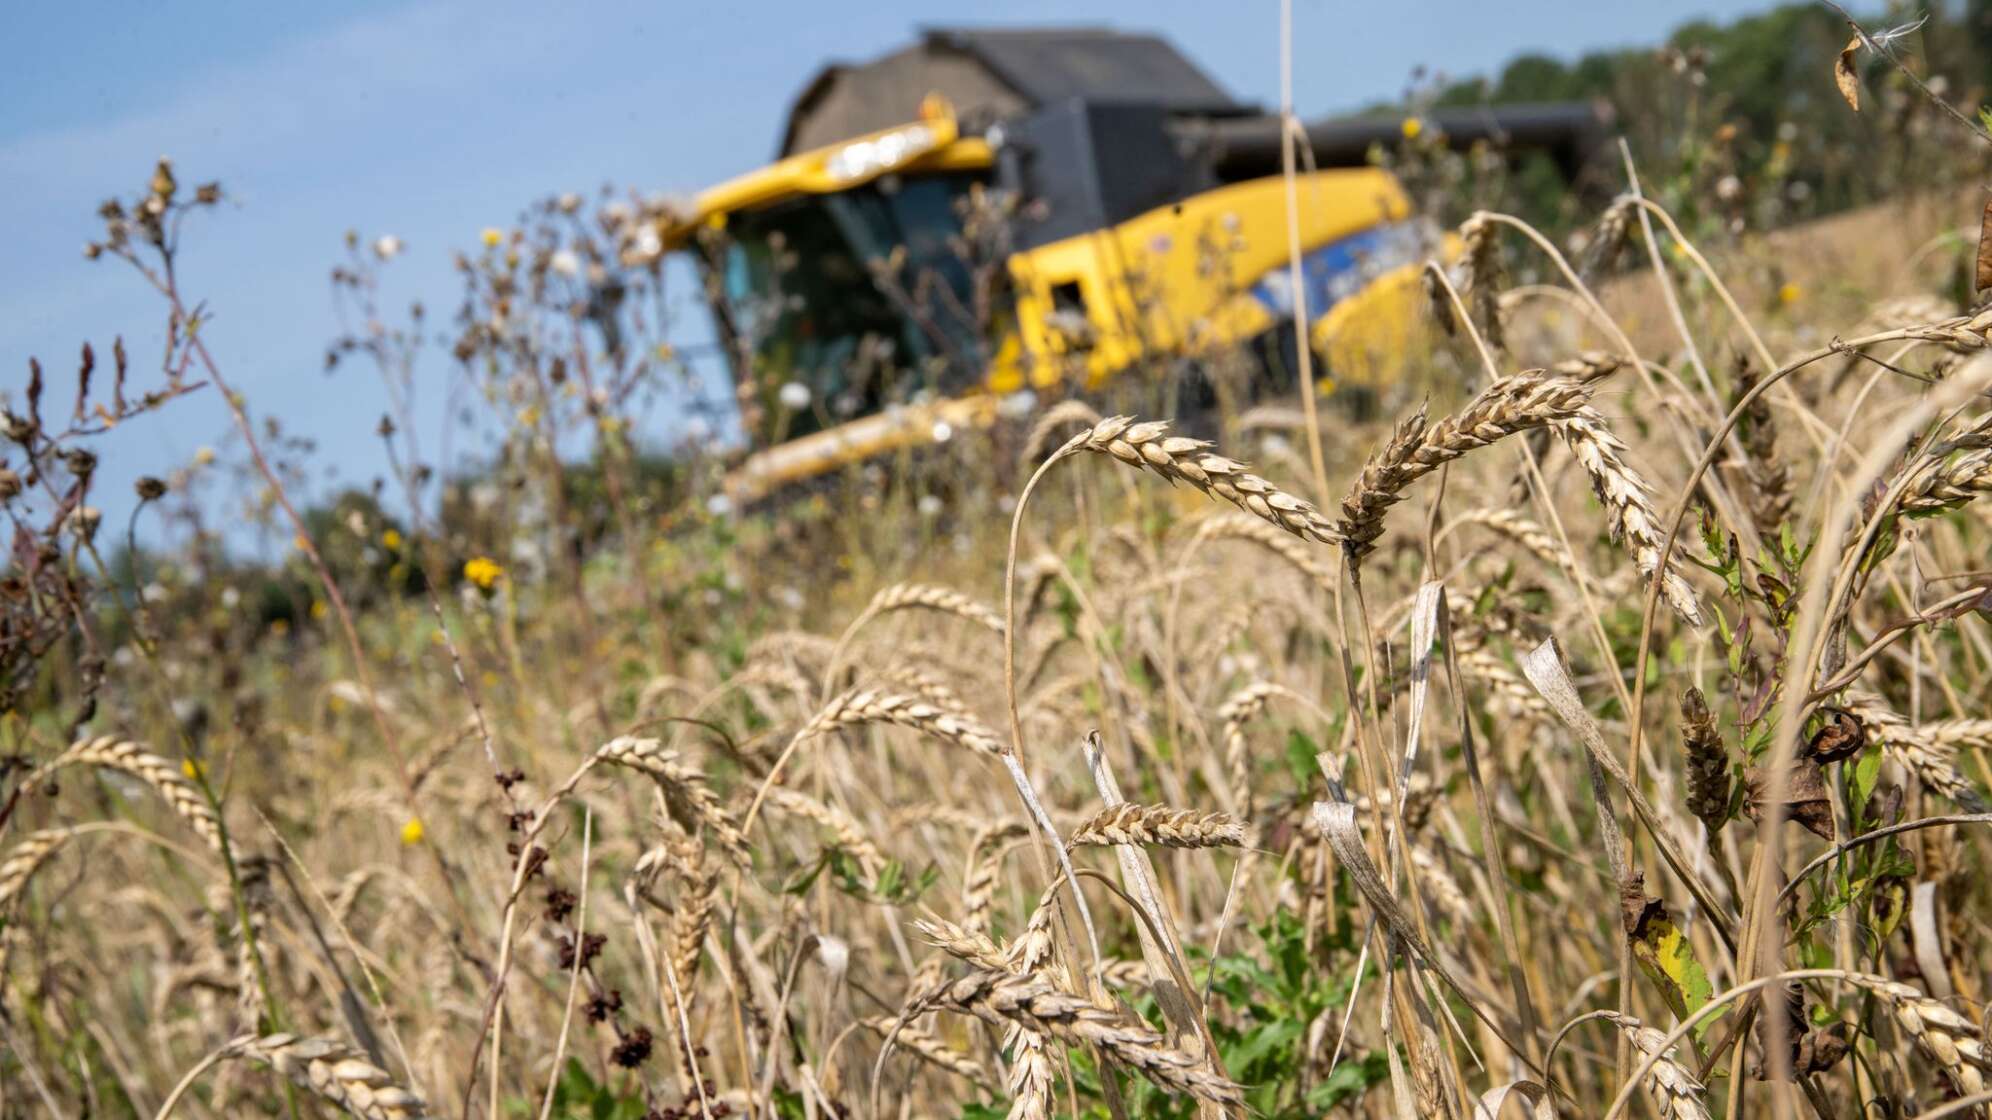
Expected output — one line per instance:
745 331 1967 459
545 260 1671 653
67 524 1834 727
5 148 1992 1120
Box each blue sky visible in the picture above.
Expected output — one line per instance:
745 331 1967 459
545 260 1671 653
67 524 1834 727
2 0 1781 544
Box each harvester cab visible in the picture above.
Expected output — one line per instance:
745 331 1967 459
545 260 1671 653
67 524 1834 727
656 27 1610 504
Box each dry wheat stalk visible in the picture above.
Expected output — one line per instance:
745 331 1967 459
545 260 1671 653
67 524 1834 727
792 689 1004 757
862 583 1006 635
1341 371 1591 562
1551 405 1706 626
1063 416 1339 544
962 822 1030 934
219 1032 427 1119
1067 804 1243 849
926 968 1243 1104
1844 694 1991 812
861 1016 985 1080
26 737 224 853
1605 1013 1713 1120
593 737 751 866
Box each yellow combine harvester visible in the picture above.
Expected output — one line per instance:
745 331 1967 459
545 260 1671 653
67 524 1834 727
657 28 1607 503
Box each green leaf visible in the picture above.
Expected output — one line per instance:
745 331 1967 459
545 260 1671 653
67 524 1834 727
1284 728 1320 789
1851 742 1884 825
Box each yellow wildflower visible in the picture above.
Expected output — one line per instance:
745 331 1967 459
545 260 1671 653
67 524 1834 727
480 227 503 248
1400 117 1423 140
464 555 503 590
382 528 403 550
1778 281 1802 306
309 600 328 621
400 817 425 845
181 757 206 780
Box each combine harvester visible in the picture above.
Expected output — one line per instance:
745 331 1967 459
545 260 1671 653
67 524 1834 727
654 27 1610 503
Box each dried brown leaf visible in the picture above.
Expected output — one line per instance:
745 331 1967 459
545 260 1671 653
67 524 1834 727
1834 36 1862 111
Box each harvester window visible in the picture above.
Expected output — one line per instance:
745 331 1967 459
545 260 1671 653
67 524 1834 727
714 172 993 440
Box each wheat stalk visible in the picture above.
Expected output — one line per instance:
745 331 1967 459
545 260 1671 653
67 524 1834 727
1062 416 1339 544
26 737 224 853
1341 371 1591 562
925 967 1243 1104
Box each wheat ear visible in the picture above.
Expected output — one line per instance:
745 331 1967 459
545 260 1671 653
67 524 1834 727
962 822 1030 934
1064 416 1339 544
1551 405 1706 626
1067 804 1244 850
593 737 751 866
764 786 886 878
792 689 1005 757
1844 694 1991 812
1603 1013 1713 1120
1340 371 1591 563
925 968 1243 1104
205 1032 427 1119
1216 680 1301 822
860 1016 985 1080
26 736 224 852
1854 976 1987 1100
868 583 1005 633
